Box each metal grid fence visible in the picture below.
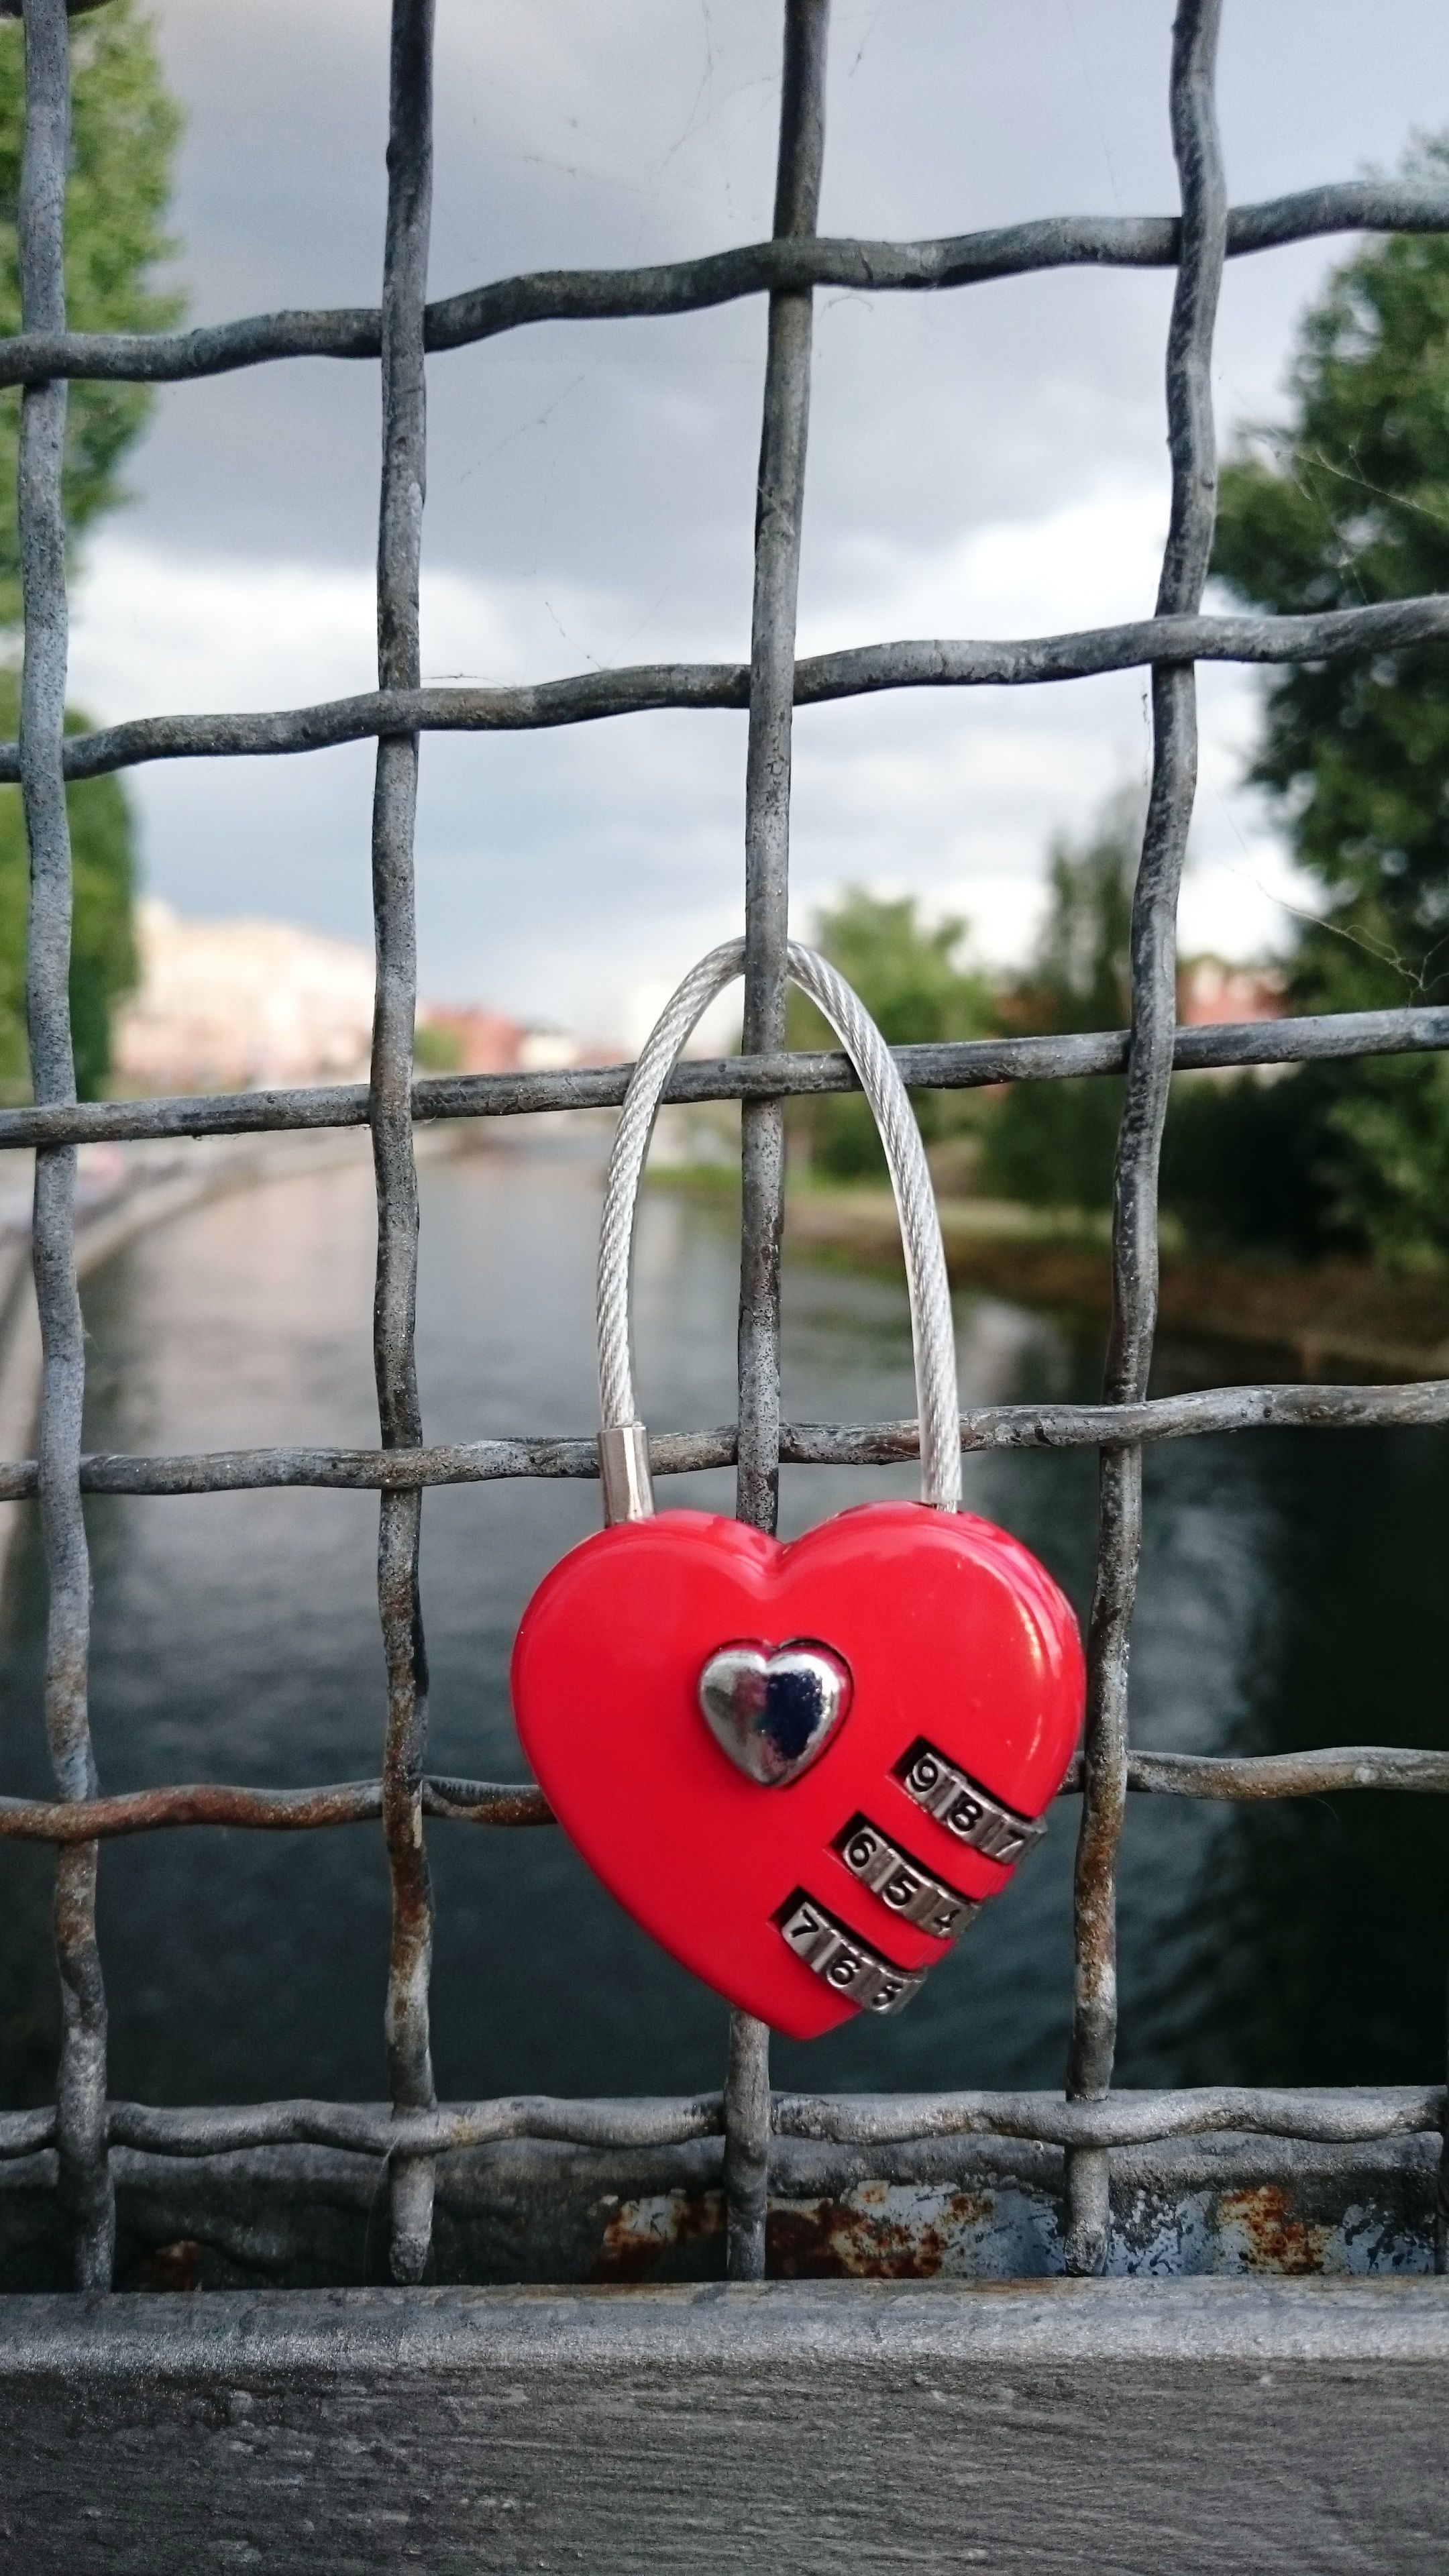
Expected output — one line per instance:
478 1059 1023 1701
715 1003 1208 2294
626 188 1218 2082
3 0 1449 2293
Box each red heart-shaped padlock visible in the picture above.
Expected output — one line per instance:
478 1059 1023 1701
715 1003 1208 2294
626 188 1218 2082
509 938 1085 2039
513 1498 1083 2039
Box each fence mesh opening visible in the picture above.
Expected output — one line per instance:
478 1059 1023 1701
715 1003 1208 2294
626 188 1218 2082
3 0 1448 2291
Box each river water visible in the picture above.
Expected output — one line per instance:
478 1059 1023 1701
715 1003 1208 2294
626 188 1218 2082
1 1137 1446 2112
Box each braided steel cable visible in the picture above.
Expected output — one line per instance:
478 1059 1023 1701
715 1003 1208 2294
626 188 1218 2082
597 939 961 1511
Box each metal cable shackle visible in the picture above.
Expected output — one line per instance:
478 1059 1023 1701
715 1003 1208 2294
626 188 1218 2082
596 937 961 1519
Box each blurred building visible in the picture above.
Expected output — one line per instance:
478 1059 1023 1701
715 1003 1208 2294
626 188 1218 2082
109 902 611 1095
113 902 378 1093
1177 957 1287 1027
517 1024 589 1072
417 1006 526 1075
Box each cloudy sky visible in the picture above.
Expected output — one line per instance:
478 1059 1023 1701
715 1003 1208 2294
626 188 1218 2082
64 0 1449 1042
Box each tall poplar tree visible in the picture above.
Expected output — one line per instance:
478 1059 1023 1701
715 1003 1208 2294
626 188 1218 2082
0 0 181 1095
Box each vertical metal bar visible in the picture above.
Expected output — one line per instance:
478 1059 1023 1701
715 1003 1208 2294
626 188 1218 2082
1063 0 1226 2278
372 0 436 2286
1423 1978 1433 2267
16 0 113 2292
725 0 830 2285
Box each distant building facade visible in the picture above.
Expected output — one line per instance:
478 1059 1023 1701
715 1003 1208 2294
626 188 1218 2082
113 902 378 1093
1177 957 1287 1028
110 902 562 1095
418 1012 614 1077
417 1006 526 1075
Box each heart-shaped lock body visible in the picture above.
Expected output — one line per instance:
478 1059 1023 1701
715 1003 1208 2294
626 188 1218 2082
511 936 1085 2041
513 1499 1083 2039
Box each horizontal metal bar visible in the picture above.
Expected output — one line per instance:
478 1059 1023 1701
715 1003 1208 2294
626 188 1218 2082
0 1002 1446 1155
0 2084 1437 2166
109 2095 725 2159
0 1774 552 1842
3 1740 1444 1849
831 1379 1449 1455
0 1428 731 1498
772 2086 1444 2151
1 181 1445 388
0 1379 1440 1508
1075 1745 1449 1799
5 597 1448 787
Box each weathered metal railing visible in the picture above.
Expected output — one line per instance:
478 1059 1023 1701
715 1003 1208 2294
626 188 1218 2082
3 0 1448 2291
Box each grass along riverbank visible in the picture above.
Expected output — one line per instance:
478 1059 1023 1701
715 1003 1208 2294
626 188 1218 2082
651 1167 1449 1380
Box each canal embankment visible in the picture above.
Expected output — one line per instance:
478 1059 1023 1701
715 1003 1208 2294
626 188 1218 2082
0 1121 470 1589
653 1169 1449 1380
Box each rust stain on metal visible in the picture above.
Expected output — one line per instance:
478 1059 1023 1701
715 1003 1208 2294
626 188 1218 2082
769 2184 993 2279
588 2190 724 2282
587 2181 997 2280
124 2237 205 2292
1221 2184 1329 2275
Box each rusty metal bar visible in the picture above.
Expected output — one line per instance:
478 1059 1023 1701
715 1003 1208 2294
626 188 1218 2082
11 596 1449 787
1068 1745 1449 1799
0 2084 1438 2170
3 179 1449 391
0 1776 555 1842
0 998 1444 1153
15 0 113 2295
369 0 437 2288
4 1739 1449 1851
1065 0 1228 2279
724 0 831 2286
1438 2094 1448 2274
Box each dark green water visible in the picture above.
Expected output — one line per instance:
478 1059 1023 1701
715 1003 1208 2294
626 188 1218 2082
1 1140 1447 2110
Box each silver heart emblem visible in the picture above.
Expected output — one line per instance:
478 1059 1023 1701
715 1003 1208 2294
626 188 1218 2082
697 1638 853 1787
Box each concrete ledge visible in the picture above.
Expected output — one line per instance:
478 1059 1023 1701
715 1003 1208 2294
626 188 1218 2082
3 2281 1448 2571
5 2272 1449 2367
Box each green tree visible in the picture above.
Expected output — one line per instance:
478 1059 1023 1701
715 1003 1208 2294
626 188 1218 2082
1025 792 1138 1036
2 0 182 625
977 788 1340 1250
0 672 136 1099
788 889 990 1180
413 1018 464 1073
981 792 1137 1212
1212 144 1449 1260
1 1 180 1096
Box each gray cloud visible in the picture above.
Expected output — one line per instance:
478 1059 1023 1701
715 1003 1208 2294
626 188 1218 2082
66 0 1449 1030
